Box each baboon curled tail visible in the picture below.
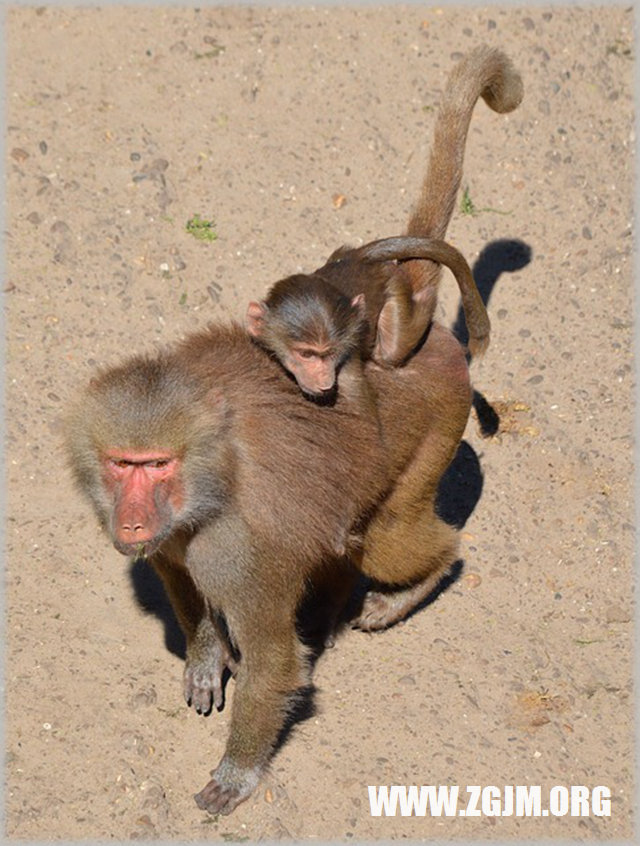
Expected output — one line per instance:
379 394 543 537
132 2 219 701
407 44 523 241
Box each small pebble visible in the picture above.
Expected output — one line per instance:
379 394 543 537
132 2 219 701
51 220 71 236
37 176 52 196
463 572 482 588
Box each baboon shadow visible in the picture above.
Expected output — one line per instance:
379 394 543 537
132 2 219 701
130 558 186 659
454 238 532 436
452 237 531 347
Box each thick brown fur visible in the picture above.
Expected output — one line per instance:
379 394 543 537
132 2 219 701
66 320 471 815
65 44 519 817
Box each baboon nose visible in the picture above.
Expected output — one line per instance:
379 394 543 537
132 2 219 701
119 523 153 543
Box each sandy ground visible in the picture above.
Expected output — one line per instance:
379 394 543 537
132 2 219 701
4 4 635 842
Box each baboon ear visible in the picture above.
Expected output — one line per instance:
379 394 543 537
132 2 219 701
351 293 366 315
246 301 268 338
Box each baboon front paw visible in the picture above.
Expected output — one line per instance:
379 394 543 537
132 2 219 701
184 647 238 714
194 778 246 816
194 762 260 816
184 664 221 714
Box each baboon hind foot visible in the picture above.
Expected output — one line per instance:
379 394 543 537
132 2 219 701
354 565 453 632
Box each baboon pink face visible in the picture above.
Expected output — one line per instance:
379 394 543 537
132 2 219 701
101 450 184 557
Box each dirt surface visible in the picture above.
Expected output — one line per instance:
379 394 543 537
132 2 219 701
4 4 635 842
